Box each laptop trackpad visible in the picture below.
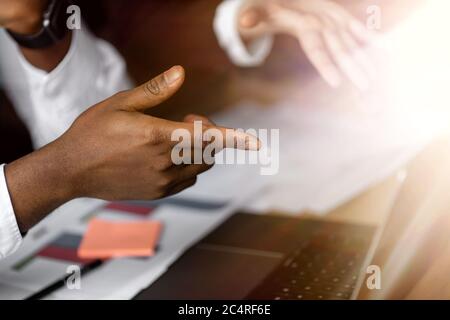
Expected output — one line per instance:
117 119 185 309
134 245 282 300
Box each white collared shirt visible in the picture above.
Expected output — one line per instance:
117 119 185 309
0 0 272 259
0 26 133 259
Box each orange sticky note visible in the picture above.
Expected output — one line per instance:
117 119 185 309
78 219 162 259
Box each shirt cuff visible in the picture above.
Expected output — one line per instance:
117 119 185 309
214 0 274 67
0 164 22 259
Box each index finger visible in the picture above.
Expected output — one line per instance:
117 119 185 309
163 121 261 151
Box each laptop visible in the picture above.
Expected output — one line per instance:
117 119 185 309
134 178 404 300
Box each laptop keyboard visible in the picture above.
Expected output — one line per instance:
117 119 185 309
246 226 372 300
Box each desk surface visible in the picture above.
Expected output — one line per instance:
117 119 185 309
100 0 444 298
66 2 447 298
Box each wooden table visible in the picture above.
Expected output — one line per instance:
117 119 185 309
83 0 425 120
83 0 444 299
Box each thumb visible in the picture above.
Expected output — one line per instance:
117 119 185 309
120 65 185 112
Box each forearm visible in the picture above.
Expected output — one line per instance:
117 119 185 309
4 141 75 233
18 31 72 72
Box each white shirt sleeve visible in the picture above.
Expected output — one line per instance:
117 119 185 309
0 165 22 259
214 0 274 67
0 26 132 259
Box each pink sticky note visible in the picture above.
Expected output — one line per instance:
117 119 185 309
78 219 162 259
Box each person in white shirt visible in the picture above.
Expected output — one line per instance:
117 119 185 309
217 0 374 90
0 0 371 259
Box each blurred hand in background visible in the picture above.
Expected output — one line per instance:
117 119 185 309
239 0 376 91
